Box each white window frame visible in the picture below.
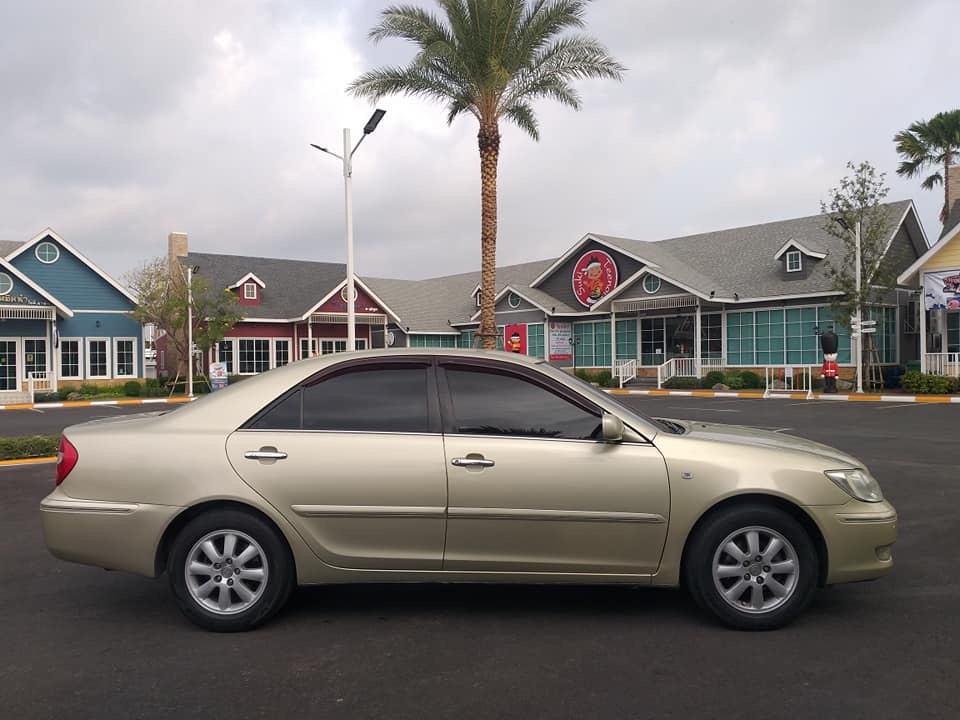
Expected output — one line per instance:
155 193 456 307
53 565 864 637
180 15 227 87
273 338 291 368
23 336 49 378
85 338 111 379
237 338 271 375
319 338 367 355
215 338 236 373
0 272 12 296
0 336 21 391
35 242 61 264
642 275 661 294
113 337 138 378
507 292 521 309
300 338 318 360
243 282 257 300
785 250 802 273
475 291 481 307
58 337 83 380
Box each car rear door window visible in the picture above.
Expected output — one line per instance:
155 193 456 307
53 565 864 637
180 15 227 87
443 367 601 440
251 365 431 432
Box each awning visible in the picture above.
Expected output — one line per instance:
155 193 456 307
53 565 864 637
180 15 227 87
0 305 56 320
612 295 697 313
310 313 386 326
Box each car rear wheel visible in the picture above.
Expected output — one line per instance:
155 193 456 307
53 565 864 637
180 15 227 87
684 505 818 630
168 509 294 632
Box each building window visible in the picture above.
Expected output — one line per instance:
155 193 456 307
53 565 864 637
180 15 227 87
299 338 318 359
409 335 459 348
0 273 12 296
458 330 475 349
573 321 611 367
616 319 637 361
756 310 786 365
475 291 481 307
275 339 290 367
867 306 897 364
60 339 81 379
507 292 522 309
642 274 661 294
320 339 368 354
24 339 47 378
114 338 136 377
527 323 545 358
217 340 234 373
947 312 959 354
86 339 109 378
35 242 60 264
244 282 257 300
726 312 756 366
785 251 802 273
238 339 270 374
640 317 665 366
726 306 851 366
701 313 722 358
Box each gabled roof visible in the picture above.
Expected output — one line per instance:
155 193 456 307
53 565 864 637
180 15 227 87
529 234 660 288
7 228 137 304
773 238 827 260
471 284 580 320
0 256 74 317
228 272 266 290
898 205 960 285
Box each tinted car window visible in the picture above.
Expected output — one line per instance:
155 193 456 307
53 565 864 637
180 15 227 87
249 390 302 430
444 367 601 440
300 365 430 432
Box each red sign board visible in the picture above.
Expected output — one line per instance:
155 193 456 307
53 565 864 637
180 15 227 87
572 250 618 307
504 324 527 354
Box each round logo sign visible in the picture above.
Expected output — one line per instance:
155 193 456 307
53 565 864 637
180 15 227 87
571 250 618 307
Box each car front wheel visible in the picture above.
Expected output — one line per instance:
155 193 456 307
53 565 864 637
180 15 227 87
684 505 818 630
168 509 294 632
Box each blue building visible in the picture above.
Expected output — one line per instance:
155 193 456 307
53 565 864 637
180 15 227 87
0 229 143 403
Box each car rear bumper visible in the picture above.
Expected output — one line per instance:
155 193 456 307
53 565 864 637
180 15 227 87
40 488 180 578
809 500 898 584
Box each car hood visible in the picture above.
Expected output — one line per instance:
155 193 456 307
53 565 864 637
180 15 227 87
665 419 863 467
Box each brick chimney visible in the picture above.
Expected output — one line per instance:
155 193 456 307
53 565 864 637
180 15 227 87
168 232 188 272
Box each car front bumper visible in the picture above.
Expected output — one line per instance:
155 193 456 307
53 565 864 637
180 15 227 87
40 488 180 578
808 499 898 585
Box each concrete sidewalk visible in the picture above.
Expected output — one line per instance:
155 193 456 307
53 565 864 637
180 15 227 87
0 397 196 411
607 388 960 403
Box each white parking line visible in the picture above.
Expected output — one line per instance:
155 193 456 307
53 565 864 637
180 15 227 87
875 403 929 410
668 406 741 413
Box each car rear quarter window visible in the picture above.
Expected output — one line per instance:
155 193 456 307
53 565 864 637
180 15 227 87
443 367 601 440
247 364 431 434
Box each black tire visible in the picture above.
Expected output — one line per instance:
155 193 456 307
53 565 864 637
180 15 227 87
167 509 295 632
683 504 818 631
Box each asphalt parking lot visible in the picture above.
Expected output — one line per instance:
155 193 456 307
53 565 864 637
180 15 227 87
1 397 958 719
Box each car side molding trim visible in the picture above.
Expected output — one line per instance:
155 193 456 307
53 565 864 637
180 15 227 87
290 504 446 519
40 497 139 514
448 507 666 524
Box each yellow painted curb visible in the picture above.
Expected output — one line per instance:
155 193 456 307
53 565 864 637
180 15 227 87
0 456 57 467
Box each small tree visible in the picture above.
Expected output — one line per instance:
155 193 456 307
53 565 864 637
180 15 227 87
820 161 894 329
123 258 242 382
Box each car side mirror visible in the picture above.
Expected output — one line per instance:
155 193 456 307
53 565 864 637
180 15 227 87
601 412 624 442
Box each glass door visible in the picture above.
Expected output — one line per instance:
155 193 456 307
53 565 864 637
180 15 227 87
0 340 18 390
665 316 694 359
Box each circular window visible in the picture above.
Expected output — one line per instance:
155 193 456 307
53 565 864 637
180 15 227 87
642 274 661 294
507 292 521 309
35 241 60 264
0 273 12 296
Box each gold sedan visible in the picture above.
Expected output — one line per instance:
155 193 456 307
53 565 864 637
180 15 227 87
40 349 896 632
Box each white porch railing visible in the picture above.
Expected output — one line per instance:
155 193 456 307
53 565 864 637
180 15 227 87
924 353 960 378
656 357 727 388
28 371 57 402
763 366 814 399
614 359 637 388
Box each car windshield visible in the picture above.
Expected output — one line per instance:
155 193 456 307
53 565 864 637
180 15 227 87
534 361 685 435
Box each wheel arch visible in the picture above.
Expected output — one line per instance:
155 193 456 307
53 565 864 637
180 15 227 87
679 493 829 588
154 499 297 578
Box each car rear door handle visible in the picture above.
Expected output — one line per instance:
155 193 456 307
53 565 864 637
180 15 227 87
451 456 495 468
244 448 288 461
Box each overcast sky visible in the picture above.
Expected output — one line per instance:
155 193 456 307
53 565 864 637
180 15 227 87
1 0 956 284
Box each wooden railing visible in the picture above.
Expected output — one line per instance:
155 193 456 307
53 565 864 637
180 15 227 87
27 371 56 401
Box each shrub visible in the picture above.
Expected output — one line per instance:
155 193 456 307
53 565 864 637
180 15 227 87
144 378 163 397
79 383 99 397
664 377 699 389
595 370 613 388
57 384 77 401
738 371 762 389
701 371 725 389
901 371 955 394
227 374 248 385
0 434 59 460
33 392 60 403
723 372 745 390
123 381 142 397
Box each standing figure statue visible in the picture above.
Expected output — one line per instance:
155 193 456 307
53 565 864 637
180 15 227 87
820 326 839 393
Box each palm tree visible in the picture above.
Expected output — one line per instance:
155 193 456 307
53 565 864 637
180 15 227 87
349 0 624 348
894 109 960 224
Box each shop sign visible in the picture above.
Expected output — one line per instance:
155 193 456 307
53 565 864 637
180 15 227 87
0 294 43 305
924 269 960 310
571 250 618 307
548 321 573 361
505 324 527 354
209 362 228 391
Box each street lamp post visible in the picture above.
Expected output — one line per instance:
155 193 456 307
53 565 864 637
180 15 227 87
833 216 864 394
185 264 199 398
311 109 386 351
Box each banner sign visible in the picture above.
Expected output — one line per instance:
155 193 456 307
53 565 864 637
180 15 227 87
209 362 228 391
548 321 573 361
923 269 960 310
571 250 618 307
504 324 527 354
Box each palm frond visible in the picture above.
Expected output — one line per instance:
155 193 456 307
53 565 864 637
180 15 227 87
348 65 461 105
369 4 454 48
507 0 588 70
503 102 540 140
920 172 943 190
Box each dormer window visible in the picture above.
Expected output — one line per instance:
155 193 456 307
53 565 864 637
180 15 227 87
244 282 257 300
785 250 802 273
476 291 481 307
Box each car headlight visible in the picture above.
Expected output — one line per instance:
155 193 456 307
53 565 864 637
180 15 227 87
824 469 884 503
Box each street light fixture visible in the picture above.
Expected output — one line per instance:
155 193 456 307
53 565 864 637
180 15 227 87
832 215 863 394
311 108 387 352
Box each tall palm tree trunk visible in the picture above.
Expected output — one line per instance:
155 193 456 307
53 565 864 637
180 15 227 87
478 120 501 350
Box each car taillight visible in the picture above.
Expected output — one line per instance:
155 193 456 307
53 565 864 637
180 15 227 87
56 436 78 486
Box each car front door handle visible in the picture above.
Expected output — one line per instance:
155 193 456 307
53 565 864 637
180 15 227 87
451 455 495 469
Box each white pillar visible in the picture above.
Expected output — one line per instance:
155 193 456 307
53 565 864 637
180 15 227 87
343 128 357 351
610 307 617 374
695 299 702 376
854 220 863 393
919 274 927 373
307 319 313 357
187 265 194 398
